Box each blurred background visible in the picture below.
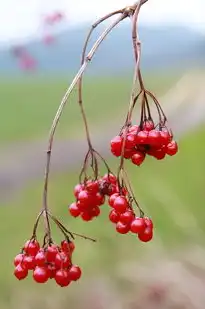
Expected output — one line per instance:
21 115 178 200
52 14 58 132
0 0 205 308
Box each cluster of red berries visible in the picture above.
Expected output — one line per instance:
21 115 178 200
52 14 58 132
14 239 82 287
69 173 126 221
110 120 178 166
108 193 153 241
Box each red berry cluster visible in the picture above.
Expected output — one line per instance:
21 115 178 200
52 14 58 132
109 194 153 241
14 238 82 287
110 120 178 166
69 173 127 221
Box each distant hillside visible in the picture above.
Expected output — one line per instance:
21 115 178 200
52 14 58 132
0 23 204 76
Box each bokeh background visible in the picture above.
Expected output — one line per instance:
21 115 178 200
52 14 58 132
0 0 205 308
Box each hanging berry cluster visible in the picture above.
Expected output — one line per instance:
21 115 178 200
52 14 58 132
14 0 178 287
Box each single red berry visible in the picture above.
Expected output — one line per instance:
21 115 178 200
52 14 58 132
116 222 130 234
147 130 161 146
108 193 119 207
90 206 100 217
136 130 148 144
61 240 75 254
144 217 153 229
35 250 46 266
33 266 49 283
47 264 56 279
125 133 137 149
113 196 128 214
22 255 36 270
78 190 92 206
110 136 122 157
81 211 93 221
152 147 166 160
14 264 28 280
14 253 24 266
123 148 136 159
24 239 40 256
86 180 99 194
55 252 71 269
103 173 117 184
69 202 81 217
94 192 105 206
143 120 154 131
55 269 71 287
46 245 59 263
74 183 84 198
160 130 171 145
120 210 135 225
109 209 120 223
166 140 178 156
68 265 82 281
138 227 153 242
130 217 146 234
131 151 145 166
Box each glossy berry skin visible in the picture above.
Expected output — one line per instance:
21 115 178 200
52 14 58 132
33 266 49 283
35 251 46 266
46 245 58 263
144 217 153 229
14 253 24 266
14 264 28 280
147 130 161 146
138 227 153 242
24 239 40 256
103 173 117 184
108 193 119 207
55 252 71 269
166 141 178 156
120 211 134 225
109 209 120 223
69 202 81 217
61 240 75 254
130 217 146 234
116 222 130 234
160 130 171 145
136 130 148 144
68 265 82 281
113 196 128 214
22 255 35 270
143 120 154 132
55 269 71 287
131 152 145 166
110 136 122 156
74 184 84 198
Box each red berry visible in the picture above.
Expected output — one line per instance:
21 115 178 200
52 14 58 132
130 217 146 234
81 211 93 221
144 217 153 229
109 209 120 223
123 148 136 159
74 183 84 198
90 206 100 217
103 173 117 184
129 125 139 133
14 264 28 280
120 210 134 225
47 264 56 279
160 130 171 145
86 180 99 194
131 151 145 166
110 136 122 157
152 147 166 160
136 130 148 144
24 239 40 256
35 250 46 266
68 265 82 281
55 252 71 269
14 253 24 266
78 190 92 206
94 192 105 206
113 196 128 214
46 245 59 263
116 222 130 234
69 202 81 217
33 266 49 283
55 269 71 287
143 120 154 131
125 133 137 149
61 240 75 254
147 130 161 146
108 193 119 207
138 227 153 242
166 141 178 156
22 255 36 270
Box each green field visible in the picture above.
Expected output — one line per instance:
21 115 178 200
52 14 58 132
0 73 179 143
0 73 204 309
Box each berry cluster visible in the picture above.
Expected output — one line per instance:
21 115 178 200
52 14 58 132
110 121 178 166
108 193 153 241
14 238 82 287
69 173 126 221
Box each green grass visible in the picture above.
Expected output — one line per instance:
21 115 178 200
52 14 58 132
0 73 179 143
0 125 205 295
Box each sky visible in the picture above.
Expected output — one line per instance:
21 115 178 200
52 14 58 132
0 0 204 45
